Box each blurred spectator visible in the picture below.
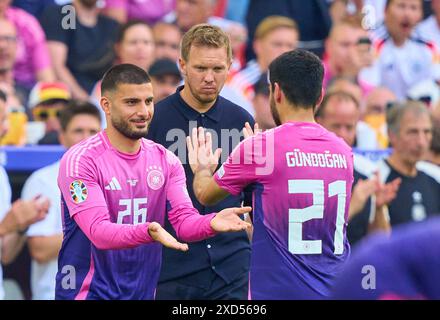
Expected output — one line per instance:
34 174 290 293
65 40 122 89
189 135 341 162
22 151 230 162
102 0 175 25
0 19 28 146
148 58 182 103
331 217 440 300
12 0 70 19
28 82 71 145
407 79 440 109
0 0 55 90
316 91 401 245
378 101 440 226
323 16 375 96
327 77 363 105
329 0 387 29
41 0 119 100
227 16 299 103
224 21 247 73
422 123 440 166
417 0 440 48
153 22 182 62
22 100 101 300
360 87 397 149
0 89 49 300
164 0 234 32
114 20 155 72
245 0 331 59
361 0 440 100
252 72 275 130
90 20 156 125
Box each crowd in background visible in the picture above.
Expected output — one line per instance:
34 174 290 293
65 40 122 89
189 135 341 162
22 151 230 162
0 0 440 299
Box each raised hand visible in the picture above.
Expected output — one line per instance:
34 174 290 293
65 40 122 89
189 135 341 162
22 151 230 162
375 177 401 208
148 222 189 252
186 127 222 174
243 122 261 139
211 206 252 232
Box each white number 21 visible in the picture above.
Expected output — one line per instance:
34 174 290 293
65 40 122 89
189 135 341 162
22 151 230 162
288 180 346 255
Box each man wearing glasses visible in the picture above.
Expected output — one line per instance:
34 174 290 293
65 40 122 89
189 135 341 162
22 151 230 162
28 82 71 145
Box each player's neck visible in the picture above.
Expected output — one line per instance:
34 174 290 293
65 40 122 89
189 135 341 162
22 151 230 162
104 127 141 154
387 153 418 177
280 104 316 124
180 86 216 113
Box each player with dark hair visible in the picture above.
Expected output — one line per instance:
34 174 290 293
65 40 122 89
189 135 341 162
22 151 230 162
55 63 251 300
188 49 354 299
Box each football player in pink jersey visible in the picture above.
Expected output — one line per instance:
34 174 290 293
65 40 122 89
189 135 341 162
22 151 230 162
55 63 251 300
188 49 355 299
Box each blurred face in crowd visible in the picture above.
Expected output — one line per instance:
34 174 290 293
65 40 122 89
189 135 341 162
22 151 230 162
433 0 440 16
179 45 230 108
32 101 67 133
389 110 432 166
254 27 299 71
0 97 7 138
317 96 360 147
76 0 98 9
153 23 182 62
365 87 396 116
385 0 423 43
102 83 154 140
175 0 214 32
116 23 155 71
151 74 181 103
325 24 369 74
59 114 101 148
328 79 363 105
0 19 17 74
0 0 11 15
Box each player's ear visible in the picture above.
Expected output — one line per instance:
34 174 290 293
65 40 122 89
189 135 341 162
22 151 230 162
100 96 111 116
274 82 282 103
178 58 186 77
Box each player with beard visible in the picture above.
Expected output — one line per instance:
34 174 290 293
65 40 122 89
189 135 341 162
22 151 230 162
54 63 251 300
187 49 354 299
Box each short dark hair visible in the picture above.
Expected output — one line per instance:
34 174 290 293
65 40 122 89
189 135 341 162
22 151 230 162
0 89 6 103
59 100 102 131
269 49 324 109
101 64 151 94
116 20 152 43
315 91 360 118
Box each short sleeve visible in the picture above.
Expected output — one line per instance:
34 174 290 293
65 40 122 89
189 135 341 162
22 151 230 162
214 134 266 195
58 152 107 218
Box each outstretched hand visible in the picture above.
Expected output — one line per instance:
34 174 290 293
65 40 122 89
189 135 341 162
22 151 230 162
211 206 252 233
148 222 189 252
187 127 222 174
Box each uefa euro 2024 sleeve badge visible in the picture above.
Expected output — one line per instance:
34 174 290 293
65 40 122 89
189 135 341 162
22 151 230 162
147 166 165 190
70 180 88 204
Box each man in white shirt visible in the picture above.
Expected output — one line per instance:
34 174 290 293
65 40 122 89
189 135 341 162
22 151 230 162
0 90 49 300
22 101 101 300
361 0 440 100
417 0 440 48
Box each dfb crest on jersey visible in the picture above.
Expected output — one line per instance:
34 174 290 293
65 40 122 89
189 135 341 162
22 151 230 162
147 166 165 190
69 180 88 204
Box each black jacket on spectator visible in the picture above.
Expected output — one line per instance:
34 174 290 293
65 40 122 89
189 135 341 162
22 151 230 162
40 5 119 94
147 86 253 294
245 0 332 60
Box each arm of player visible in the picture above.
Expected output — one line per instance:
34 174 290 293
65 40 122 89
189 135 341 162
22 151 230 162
187 127 231 206
59 153 188 252
165 149 251 242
